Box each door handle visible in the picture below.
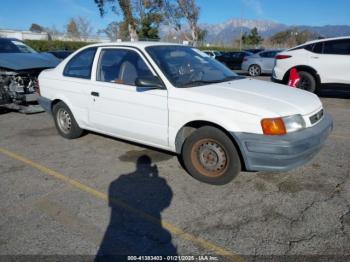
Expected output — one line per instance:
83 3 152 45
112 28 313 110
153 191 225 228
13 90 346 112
91 91 99 97
311 56 319 59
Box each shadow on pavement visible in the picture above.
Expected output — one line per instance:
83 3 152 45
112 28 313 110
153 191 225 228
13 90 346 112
95 155 177 261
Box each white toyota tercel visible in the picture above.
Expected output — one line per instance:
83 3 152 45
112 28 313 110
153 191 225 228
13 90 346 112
38 42 333 185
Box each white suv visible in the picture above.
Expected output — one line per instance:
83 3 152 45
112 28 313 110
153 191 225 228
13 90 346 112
38 42 332 185
272 36 350 93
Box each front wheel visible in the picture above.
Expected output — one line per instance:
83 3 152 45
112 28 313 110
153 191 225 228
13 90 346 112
181 126 241 185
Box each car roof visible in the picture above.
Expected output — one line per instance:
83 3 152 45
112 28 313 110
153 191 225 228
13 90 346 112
86 41 186 49
0 37 22 42
298 36 350 46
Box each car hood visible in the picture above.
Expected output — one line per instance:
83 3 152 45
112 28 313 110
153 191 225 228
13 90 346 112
171 78 322 117
0 52 60 71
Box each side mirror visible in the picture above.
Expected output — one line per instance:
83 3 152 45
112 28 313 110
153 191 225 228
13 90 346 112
135 76 164 90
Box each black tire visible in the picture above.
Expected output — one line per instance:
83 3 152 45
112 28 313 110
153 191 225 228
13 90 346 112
297 71 317 93
181 126 241 185
248 64 261 77
52 101 83 139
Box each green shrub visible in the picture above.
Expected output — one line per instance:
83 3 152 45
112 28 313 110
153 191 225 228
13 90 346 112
198 46 240 52
23 40 239 53
23 40 93 52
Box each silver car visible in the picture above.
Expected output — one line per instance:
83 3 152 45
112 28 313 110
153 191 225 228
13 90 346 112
241 50 283 76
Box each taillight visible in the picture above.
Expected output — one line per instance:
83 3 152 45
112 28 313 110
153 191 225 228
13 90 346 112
275 55 292 60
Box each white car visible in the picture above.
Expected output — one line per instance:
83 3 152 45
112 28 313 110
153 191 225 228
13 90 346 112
272 36 350 93
38 42 333 185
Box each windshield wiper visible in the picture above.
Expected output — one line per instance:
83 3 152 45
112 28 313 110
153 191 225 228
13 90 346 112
182 80 222 87
220 75 242 82
181 75 240 88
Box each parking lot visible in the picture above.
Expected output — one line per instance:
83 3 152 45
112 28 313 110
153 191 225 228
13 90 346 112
0 76 350 260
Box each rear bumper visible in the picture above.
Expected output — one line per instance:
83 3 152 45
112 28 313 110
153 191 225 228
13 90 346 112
231 112 333 171
241 62 249 72
38 96 52 114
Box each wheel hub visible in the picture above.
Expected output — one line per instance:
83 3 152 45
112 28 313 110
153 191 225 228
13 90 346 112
57 108 72 134
197 141 227 172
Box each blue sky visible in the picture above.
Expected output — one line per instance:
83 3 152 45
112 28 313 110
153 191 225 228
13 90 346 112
0 0 349 33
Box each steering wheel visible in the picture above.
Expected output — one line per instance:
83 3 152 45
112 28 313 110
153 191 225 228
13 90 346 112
178 64 204 83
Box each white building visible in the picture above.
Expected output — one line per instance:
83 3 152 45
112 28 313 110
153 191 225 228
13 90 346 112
0 28 110 43
0 29 49 40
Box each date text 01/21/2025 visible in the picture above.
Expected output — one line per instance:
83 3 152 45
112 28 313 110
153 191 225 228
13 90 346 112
127 255 219 261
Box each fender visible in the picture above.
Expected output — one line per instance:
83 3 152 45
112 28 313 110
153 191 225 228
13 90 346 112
283 65 321 84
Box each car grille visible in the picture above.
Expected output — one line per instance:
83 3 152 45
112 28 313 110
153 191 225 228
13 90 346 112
309 109 324 125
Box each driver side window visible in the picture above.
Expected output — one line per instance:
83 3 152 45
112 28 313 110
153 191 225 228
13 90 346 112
97 49 154 86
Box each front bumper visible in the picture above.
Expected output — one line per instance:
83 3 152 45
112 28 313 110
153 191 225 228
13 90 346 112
271 76 284 84
38 96 52 114
231 112 333 172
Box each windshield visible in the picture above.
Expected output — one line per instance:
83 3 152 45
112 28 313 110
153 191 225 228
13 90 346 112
146 45 240 88
0 39 37 53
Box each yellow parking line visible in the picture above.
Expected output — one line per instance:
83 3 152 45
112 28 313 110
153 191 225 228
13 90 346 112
331 134 350 140
0 146 244 262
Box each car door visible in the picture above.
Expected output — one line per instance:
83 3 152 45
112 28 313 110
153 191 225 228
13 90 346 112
61 47 98 127
88 47 169 147
309 39 350 84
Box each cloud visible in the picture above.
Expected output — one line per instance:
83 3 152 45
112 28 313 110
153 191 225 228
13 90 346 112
243 0 264 16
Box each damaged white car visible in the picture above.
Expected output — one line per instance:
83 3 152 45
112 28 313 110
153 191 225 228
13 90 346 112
0 38 59 113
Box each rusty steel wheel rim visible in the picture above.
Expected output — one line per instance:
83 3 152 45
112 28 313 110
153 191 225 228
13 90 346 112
190 139 229 177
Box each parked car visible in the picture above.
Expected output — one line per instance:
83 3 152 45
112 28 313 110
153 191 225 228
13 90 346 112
0 38 60 113
47 50 73 60
272 36 350 93
202 50 222 59
244 48 265 54
38 42 332 185
241 50 283 76
216 51 253 70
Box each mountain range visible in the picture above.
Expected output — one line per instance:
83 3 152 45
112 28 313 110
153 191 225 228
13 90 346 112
161 18 350 44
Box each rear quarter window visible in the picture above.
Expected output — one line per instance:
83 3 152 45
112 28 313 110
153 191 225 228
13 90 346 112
63 47 97 79
323 39 350 55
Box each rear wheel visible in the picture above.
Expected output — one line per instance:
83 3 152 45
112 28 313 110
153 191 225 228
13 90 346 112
181 126 241 185
248 64 261 77
297 71 317 93
53 102 83 139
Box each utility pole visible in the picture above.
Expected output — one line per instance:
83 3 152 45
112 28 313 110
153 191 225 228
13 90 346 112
239 4 245 51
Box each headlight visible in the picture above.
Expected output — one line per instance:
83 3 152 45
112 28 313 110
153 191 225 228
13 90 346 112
261 114 305 135
282 114 306 133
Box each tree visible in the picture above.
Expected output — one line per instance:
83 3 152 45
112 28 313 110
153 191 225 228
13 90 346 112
67 18 80 39
176 0 200 45
45 25 61 40
94 0 138 40
163 0 183 32
136 0 164 40
242 27 263 47
270 28 318 47
76 17 93 40
99 21 120 41
197 28 207 45
29 23 45 33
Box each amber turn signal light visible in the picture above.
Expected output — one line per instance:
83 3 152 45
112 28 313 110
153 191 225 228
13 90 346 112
261 117 287 135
